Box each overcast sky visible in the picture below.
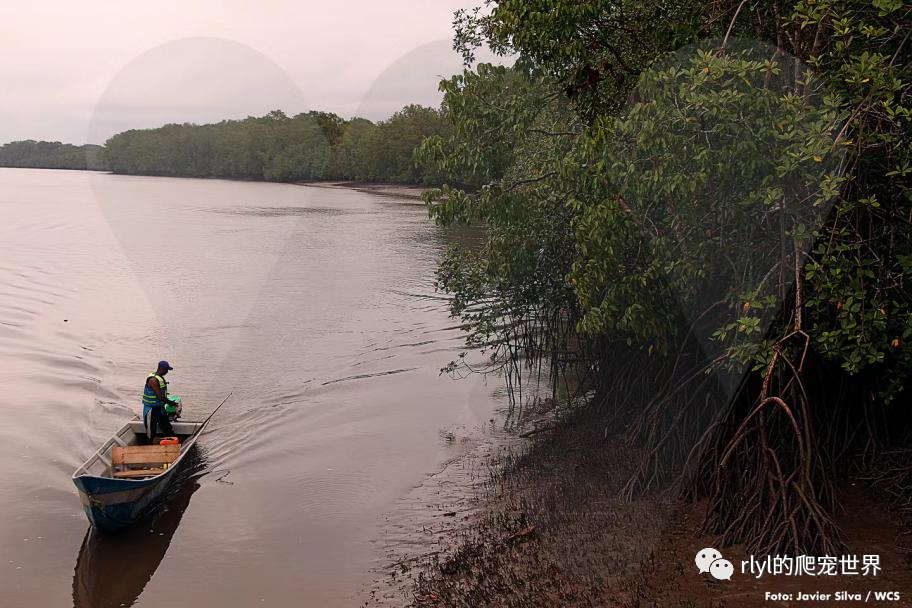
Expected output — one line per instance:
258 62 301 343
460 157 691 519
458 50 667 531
2 1 498 145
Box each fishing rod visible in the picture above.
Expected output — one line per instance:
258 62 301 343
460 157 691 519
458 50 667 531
200 392 233 430
183 392 233 445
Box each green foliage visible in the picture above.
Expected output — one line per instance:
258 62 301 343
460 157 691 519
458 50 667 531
419 64 544 191
454 0 706 120
571 43 847 377
419 64 583 376
102 106 448 185
439 0 912 401
0 140 108 171
331 117 379 181
378 105 449 184
788 0 912 401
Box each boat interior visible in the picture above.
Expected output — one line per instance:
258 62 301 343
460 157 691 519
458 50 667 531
74 421 203 480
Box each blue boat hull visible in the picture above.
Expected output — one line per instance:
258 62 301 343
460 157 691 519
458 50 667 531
73 466 179 533
72 419 208 532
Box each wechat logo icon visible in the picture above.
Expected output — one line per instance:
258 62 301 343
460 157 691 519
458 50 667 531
695 547 733 581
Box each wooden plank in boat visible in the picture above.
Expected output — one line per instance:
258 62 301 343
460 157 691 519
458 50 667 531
112 468 166 478
111 445 180 466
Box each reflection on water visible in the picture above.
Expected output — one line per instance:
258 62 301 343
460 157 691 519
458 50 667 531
72 451 203 608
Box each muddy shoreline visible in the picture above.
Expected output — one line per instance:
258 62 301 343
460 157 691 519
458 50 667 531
305 181 429 202
368 398 912 607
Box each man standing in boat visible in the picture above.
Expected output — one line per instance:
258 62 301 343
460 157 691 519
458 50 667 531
142 361 179 442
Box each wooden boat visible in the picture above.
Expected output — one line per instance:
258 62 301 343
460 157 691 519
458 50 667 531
72 419 206 533
72 472 201 607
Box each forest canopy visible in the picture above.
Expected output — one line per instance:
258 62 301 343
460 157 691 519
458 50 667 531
0 140 107 171
103 106 449 184
0 105 451 186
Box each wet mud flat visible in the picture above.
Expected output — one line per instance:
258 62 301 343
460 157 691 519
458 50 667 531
363 418 521 606
305 181 428 201
398 401 673 607
371 400 912 607
365 400 670 606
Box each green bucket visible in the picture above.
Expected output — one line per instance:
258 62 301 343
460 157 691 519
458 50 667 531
165 394 181 415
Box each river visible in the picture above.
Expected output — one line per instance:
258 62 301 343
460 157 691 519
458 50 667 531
0 168 505 607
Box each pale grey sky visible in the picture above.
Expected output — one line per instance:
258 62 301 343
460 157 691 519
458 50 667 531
1 1 499 144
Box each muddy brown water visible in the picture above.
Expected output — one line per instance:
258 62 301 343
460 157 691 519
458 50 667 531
0 168 506 607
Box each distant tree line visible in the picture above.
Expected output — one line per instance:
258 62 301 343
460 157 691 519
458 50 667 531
104 105 449 185
0 140 107 171
0 104 456 186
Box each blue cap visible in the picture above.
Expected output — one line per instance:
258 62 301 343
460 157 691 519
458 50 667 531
158 360 174 370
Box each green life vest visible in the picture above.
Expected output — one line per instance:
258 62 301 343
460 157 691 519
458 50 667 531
142 373 168 408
